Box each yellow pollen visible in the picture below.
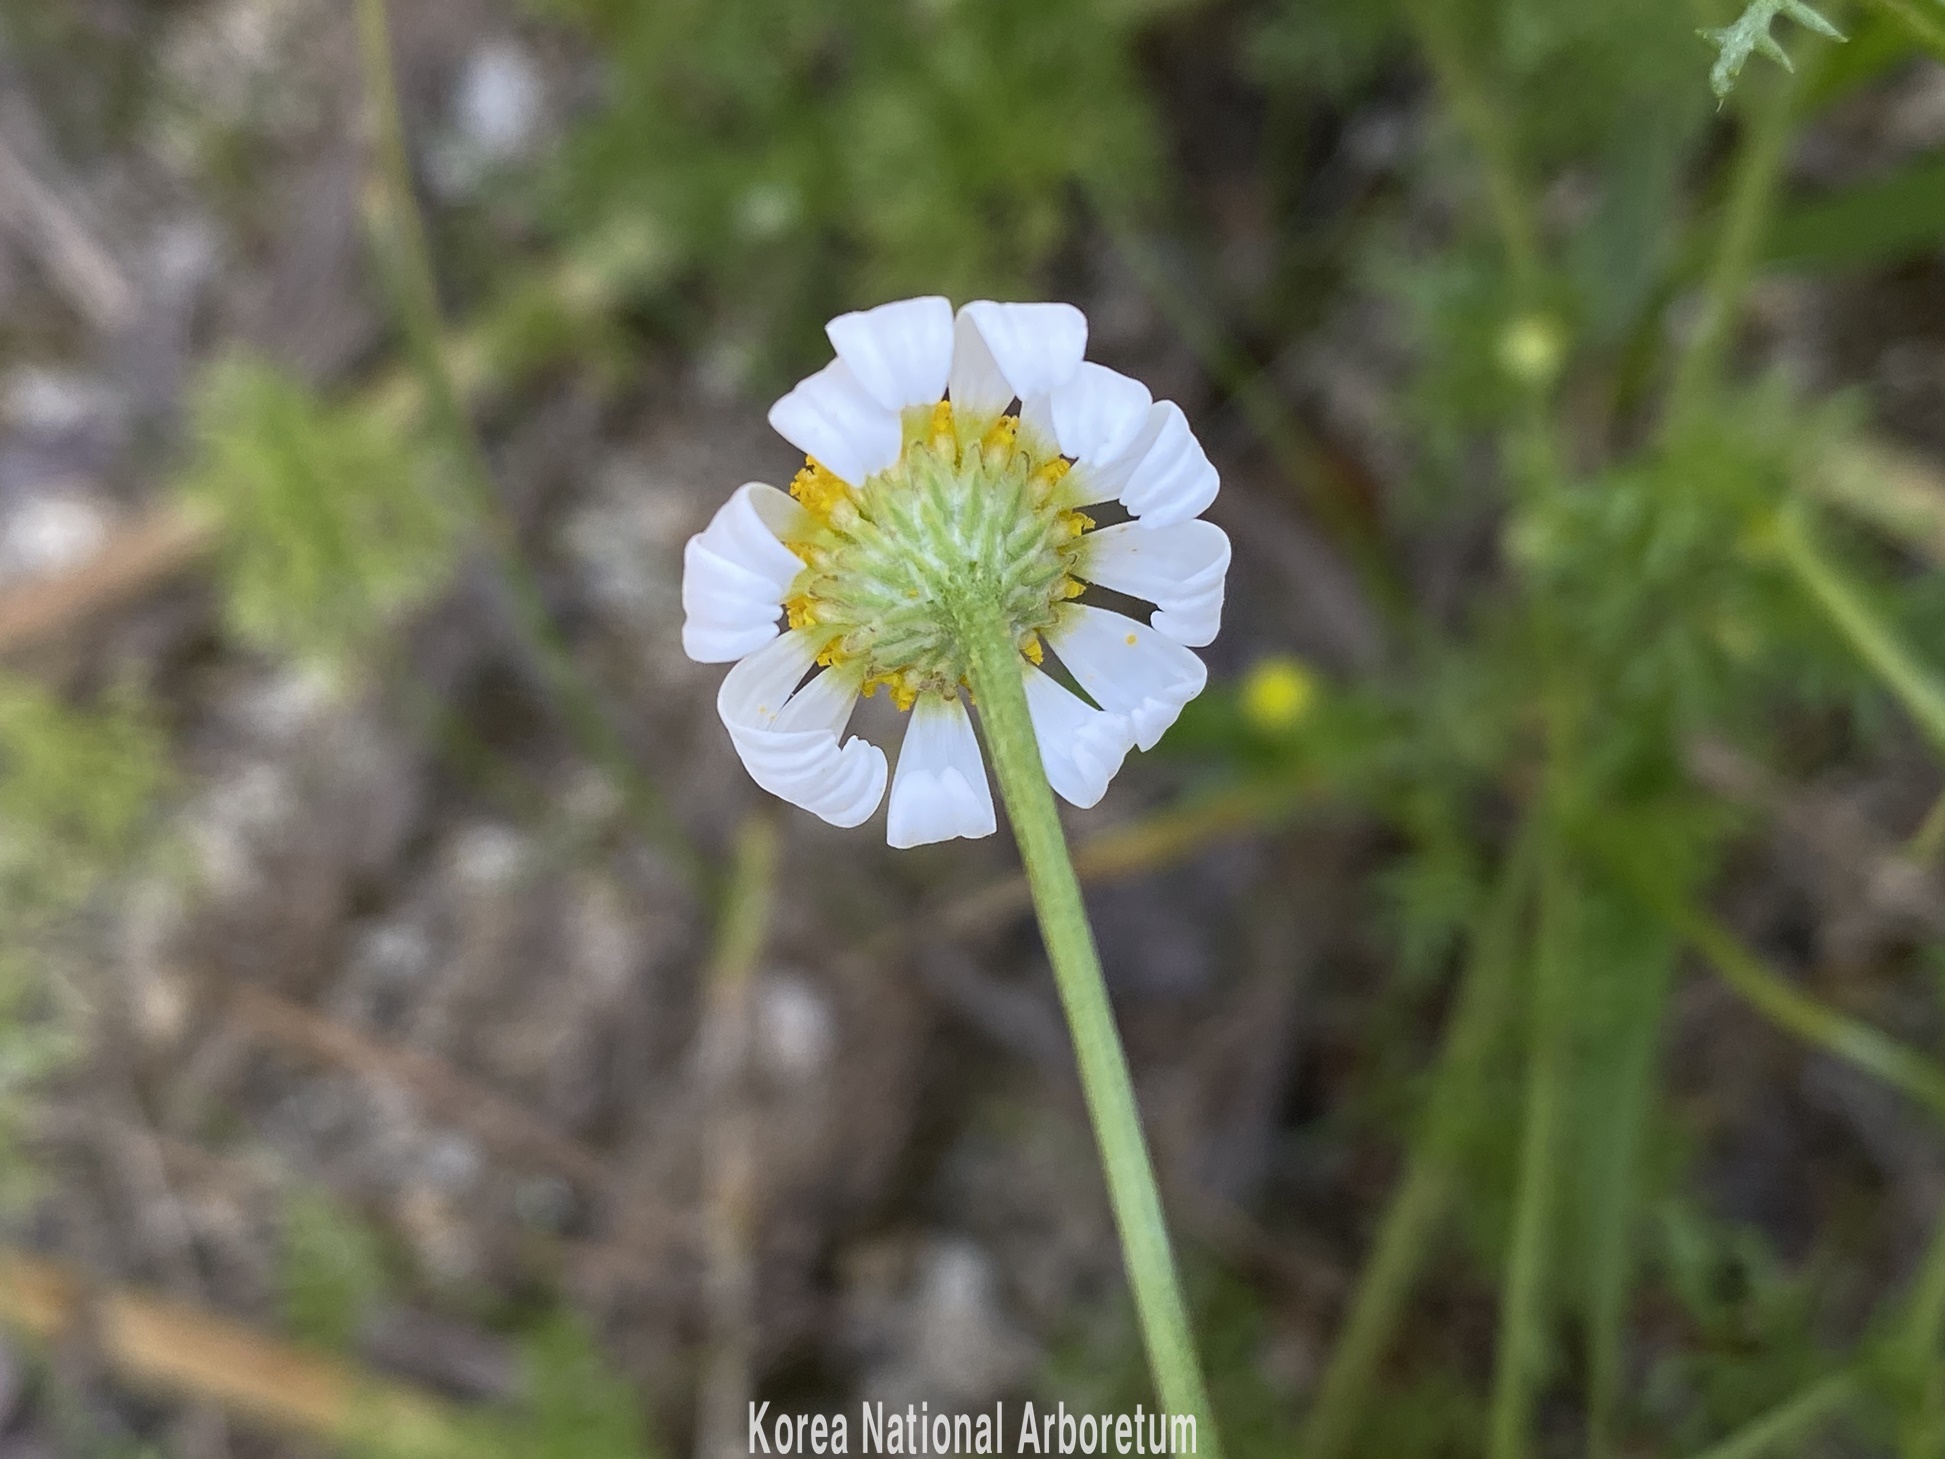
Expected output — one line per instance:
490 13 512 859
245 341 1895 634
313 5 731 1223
981 415 1020 456
1029 457 1072 502
1125 633 1137 646
1021 634 1044 665
789 460 853 520
1057 509 1094 541
1058 577 1086 599
785 596 819 631
863 670 919 712
927 400 956 456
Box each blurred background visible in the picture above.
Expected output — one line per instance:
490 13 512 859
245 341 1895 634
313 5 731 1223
1 0 1944 1454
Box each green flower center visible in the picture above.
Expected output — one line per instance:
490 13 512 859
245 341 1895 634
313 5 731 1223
783 404 1089 708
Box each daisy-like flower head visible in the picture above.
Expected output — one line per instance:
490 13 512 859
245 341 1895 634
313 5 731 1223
682 297 1229 847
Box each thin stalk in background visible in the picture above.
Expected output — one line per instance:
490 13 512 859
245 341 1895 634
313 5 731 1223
1861 0 1945 65
1685 1372 1857 1459
1669 900 1945 1119
1405 0 1540 301
1893 1200 1945 1459
1774 499 1945 755
952 593 1220 1456
1096 211 1411 627
1667 66 1799 414
354 0 704 894
1486 840 1580 1459
695 814 783 1459
1299 809 1541 1459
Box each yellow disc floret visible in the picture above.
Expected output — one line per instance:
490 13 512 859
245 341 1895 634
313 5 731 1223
789 461 856 521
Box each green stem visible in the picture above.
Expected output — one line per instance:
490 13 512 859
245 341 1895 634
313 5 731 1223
1095 213 1410 627
953 596 1220 1455
1861 0 1945 65
1300 811 1541 1459
1686 1372 1856 1459
1487 843 1578 1459
1895 1200 1945 1459
1775 499 1945 756
1407 0 1541 302
354 0 704 894
1674 902 1945 1120
1668 67 1797 416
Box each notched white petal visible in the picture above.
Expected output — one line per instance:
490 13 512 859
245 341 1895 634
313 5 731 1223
952 301 1087 415
1048 603 1209 752
767 359 902 487
886 693 996 848
947 309 1012 421
826 296 954 413
718 634 888 827
1076 519 1230 648
1067 401 1219 526
680 483 810 663
1047 363 1152 465
1022 665 1134 809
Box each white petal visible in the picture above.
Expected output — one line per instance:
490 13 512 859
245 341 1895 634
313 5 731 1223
949 301 1087 417
1065 401 1219 527
680 483 809 663
1047 604 1208 752
1022 665 1135 809
767 359 903 486
1076 519 1230 648
718 633 888 828
1046 363 1152 465
947 309 1014 420
885 693 996 848
826 296 954 412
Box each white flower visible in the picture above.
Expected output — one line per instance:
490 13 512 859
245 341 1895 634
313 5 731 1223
681 296 1229 846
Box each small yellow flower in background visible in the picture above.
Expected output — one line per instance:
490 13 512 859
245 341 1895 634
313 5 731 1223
1497 313 1565 389
1240 655 1317 734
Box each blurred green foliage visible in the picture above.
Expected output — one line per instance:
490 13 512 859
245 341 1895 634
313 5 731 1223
0 676 166 1203
529 0 1179 371
177 356 461 675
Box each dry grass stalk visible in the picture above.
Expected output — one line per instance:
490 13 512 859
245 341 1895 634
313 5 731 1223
0 1247 457 1445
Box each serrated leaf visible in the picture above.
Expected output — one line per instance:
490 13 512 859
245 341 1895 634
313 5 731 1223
1700 0 1845 98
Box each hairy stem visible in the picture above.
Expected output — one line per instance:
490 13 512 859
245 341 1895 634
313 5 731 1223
954 595 1220 1454
1300 811 1540 1459
355 0 703 892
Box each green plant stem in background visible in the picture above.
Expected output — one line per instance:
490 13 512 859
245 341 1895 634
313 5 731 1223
1686 1371 1857 1459
1669 68 1798 414
1774 499 1945 755
953 596 1220 1456
1486 844 1579 1459
1095 212 1411 627
1405 0 1540 302
1893 1201 1945 1459
355 0 704 894
1299 811 1541 1459
1862 0 1945 64
1674 903 1945 1119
